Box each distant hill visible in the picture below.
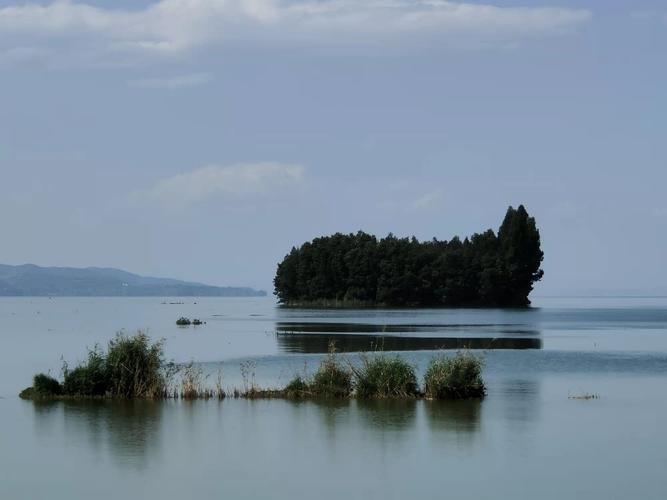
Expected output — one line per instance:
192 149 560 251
0 264 266 297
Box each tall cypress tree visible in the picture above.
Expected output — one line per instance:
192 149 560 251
497 205 544 306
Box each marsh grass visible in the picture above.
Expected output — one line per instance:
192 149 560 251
62 348 108 396
283 375 310 397
240 360 257 394
22 334 487 402
424 351 486 400
179 363 206 399
21 331 171 399
105 333 170 398
277 342 352 399
352 355 419 398
309 342 353 397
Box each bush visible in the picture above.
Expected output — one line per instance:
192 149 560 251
105 332 167 398
283 375 310 398
424 352 486 400
354 355 418 398
23 332 170 399
176 317 191 326
62 349 108 396
310 346 353 398
281 345 353 398
32 373 62 396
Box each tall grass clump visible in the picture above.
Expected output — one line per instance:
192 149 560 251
177 363 225 399
62 348 109 396
354 355 418 398
309 342 353 398
105 333 168 398
22 331 171 399
424 351 485 400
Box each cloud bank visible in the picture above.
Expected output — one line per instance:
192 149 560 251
143 162 305 207
0 0 592 64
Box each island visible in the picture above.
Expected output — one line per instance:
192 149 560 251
274 205 543 307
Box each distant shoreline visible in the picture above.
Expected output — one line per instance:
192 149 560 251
0 263 266 297
0 292 267 298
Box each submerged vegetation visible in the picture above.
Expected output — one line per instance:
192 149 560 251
20 333 486 402
274 205 544 307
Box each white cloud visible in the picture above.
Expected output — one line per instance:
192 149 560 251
142 162 306 207
128 73 211 89
0 1 592 65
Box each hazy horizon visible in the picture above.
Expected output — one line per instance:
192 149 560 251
1 0 666 296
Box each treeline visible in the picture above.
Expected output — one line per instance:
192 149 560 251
274 205 544 307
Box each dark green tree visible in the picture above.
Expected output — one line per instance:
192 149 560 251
273 206 544 307
497 205 544 306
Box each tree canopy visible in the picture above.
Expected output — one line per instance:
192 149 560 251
274 205 544 307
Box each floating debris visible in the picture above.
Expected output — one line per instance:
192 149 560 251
568 392 600 400
176 317 206 326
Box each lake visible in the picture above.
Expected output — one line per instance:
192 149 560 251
1 296 666 499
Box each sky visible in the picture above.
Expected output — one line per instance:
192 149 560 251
0 0 666 296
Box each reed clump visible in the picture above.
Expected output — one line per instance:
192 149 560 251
353 355 419 398
309 343 353 397
62 348 109 396
21 333 487 402
424 351 486 400
278 343 352 399
21 331 171 399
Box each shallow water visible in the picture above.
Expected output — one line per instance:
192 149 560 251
1 297 667 499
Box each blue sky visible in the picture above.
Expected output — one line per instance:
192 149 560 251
0 0 666 295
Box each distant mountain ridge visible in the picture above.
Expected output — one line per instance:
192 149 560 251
0 264 266 297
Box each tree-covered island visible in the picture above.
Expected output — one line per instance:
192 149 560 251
274 205 543 307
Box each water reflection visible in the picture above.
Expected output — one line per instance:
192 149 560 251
424 400 482 434
277 321 537 335
277 332 542 353
497 379 541 432
355 399 418 431
32 400 164 469
23 383 541 475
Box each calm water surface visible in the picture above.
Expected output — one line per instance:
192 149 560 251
1 297 666 499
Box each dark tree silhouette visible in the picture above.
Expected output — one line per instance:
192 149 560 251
274 205 544 307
